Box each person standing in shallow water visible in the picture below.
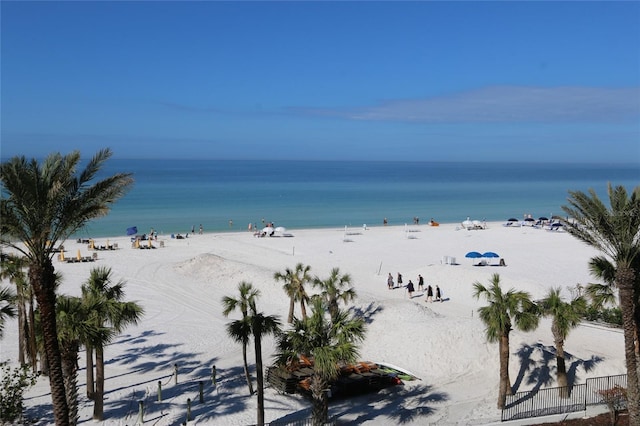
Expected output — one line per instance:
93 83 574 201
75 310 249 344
387 273 394 289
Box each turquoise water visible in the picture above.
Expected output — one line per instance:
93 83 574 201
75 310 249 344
73 160 639 238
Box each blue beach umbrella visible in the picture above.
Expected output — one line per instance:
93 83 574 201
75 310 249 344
126 226 138 236
465 251 482 259
482 252 500 258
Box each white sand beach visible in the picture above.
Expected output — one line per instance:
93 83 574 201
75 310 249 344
1 222 626 425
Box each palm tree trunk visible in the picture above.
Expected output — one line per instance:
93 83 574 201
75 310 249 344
618 266 640 424
300 300 307 321
86 346 95 399
329 300 338 323
242 342 254 395
28 297 38 371
633 289 640 380
497 332 511 409
555 340 569 398
288 297 295 323
253 329 265 426
30 263 70 426
61 342 80 426
310 374 329 426
40 347 49 376
93 345 105 420
17 298 26 365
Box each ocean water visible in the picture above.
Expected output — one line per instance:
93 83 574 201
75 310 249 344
74 160 638 238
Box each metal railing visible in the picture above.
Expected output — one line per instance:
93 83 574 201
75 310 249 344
501 374 627 422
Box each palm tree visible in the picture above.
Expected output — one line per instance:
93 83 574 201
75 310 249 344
0 254 36 367
0 149 134 426
81 266 143 420
222 281 260 395
473 273 539 409
585 256 618 309
586 255 640 361
56 294 109 426
1 255 27 364
249 302 280 426
312 267 357 322
0 285 16 338
275 298 366 426
223 285 280 425
562 184 640 423
274 263 312 323
56 295 83 426
539 287 587 397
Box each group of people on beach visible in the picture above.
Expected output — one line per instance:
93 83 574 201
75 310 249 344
387 272 442 302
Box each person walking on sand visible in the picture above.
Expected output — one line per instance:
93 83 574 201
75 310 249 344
435 285 442 302
387 273 394 289
397 272 403 288
426 284 433 303
406 280 415 298
418 274 424 291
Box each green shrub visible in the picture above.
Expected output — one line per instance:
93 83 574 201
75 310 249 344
582 304 623 327
583 304 601 322
601 307 623 326
0 362 39 424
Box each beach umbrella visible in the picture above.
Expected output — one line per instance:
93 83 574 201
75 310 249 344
507 218 518 222
126 226 137 236
465 251 482 259
482 252 500 258
77 250 82 261
538 217 548 221
524 217 535 222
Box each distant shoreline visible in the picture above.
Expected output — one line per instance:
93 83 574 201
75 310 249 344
71 219 562 242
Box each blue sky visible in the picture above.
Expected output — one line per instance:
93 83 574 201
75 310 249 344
2 1 639 163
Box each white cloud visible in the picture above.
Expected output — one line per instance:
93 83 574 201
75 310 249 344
290 86 640 124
